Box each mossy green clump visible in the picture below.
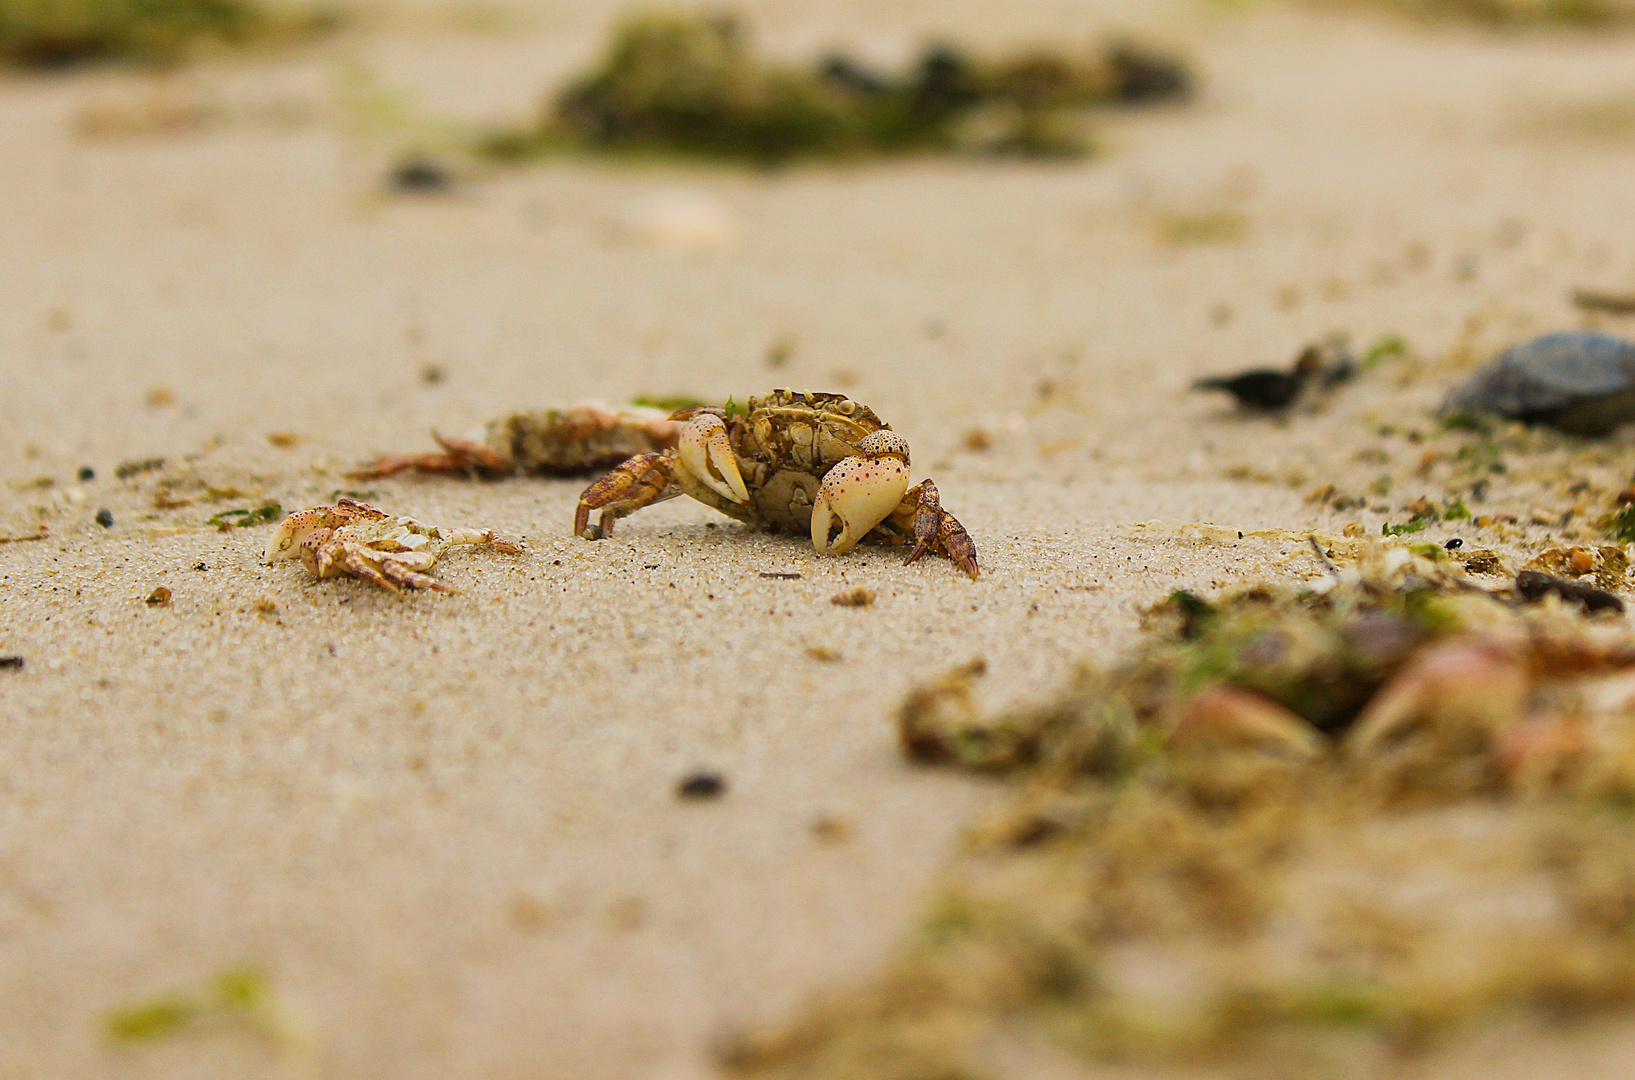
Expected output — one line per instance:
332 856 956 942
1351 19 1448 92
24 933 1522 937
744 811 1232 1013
483 12 1191 166
0 0 333 68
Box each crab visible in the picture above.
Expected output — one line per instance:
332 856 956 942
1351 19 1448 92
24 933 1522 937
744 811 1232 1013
262 498 524 593
573 390 978 578
349 401 680 480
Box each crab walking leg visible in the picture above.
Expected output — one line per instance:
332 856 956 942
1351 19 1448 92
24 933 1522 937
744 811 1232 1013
438 527 526 555
574 451 683 539
347 431 514 480
676 413 749 505
378 550 456 592
811 430 912 556
902 479 979 580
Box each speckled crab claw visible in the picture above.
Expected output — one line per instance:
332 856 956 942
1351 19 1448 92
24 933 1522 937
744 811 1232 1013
811 430 912 557
678 412 749 505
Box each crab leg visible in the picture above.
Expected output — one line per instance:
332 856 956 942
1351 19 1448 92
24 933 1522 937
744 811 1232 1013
347 431 514 480
574 451 683 539
439 527 526 555
811 430 912 556
902 479 979 580
378 550 455 593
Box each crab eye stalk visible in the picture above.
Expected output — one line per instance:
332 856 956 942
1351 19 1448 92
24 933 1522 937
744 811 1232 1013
678 413 749 504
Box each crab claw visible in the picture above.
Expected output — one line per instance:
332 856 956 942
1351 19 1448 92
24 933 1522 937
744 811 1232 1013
812 430 912 556
678 413 749 505
263 506 343 564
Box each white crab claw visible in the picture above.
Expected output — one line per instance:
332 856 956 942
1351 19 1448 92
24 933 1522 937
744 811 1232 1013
263 507 337 564
811 430 911 556
678 413 749 504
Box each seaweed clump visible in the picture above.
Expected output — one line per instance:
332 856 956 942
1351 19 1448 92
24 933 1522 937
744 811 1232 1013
727 540 1635 1079
484 12 1191 165
0 0 333 68
1321 0 1635 25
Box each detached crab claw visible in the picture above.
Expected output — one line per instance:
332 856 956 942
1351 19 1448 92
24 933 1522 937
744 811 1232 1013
811 430 911 556
678 413 749 505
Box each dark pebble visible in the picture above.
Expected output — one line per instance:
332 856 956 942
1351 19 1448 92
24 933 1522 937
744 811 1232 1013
1442 332 1635 437
389 157 454 194
95 508 113 528
1445 538 1463 550
676 771 726 800
0 656 22 670
77 466 95 481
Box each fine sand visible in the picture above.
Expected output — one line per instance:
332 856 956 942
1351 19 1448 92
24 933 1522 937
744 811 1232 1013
4 1 1635 1077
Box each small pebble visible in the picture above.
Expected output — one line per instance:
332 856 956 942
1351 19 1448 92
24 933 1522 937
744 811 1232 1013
77 466 95 481
0 656 23 670
830 586 876 607
1445 538 1463 550
676 771 726 800
145 587 172 607
95 508 114 528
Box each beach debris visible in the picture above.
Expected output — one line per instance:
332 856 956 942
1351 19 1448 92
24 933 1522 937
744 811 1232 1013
830 586 875 607
727 539 1635 1079
104 966 300 1048
483 13 1190 165
1522 544 1628 592
349 401 679 480
77 466 94 481
262 498 524 594
94 508 113 528
387 155 454 194
1192 337 1356 411
1573 288 1635 315
676 771 727 800
114 457 166 479
1514 569 1624 613
208 502 281 529
0 656 22 670
145 586 172 606
575 390 979 579
1442 331 1635 437
759 571 801 580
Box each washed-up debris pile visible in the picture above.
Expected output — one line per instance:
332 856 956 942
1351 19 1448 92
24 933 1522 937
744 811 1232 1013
483 12 1191 165
726 540 1635 1078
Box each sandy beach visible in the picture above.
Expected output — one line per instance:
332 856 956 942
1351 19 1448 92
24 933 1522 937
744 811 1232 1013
4 1 1635 1076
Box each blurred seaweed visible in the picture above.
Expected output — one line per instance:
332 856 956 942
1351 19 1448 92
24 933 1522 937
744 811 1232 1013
0 0 337 68
728 540 1635 1078
1323 0 1635 25
479 12 1192 166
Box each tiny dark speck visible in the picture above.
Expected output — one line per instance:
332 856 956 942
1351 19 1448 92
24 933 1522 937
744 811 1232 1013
95 509 113 528
77 466 95 481
1237 531 1244 539
194 562 208 571
1445 538 1463 550
644 564 661 570
677 771 726 800
0 656 23 670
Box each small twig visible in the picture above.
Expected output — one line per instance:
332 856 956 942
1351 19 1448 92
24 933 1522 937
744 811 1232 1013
0 532 48 545
1572 288 1635 315
1307 536 1341 580
759 571 802 580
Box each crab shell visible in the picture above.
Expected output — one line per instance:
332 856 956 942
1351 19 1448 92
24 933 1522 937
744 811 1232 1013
675 390 903 537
